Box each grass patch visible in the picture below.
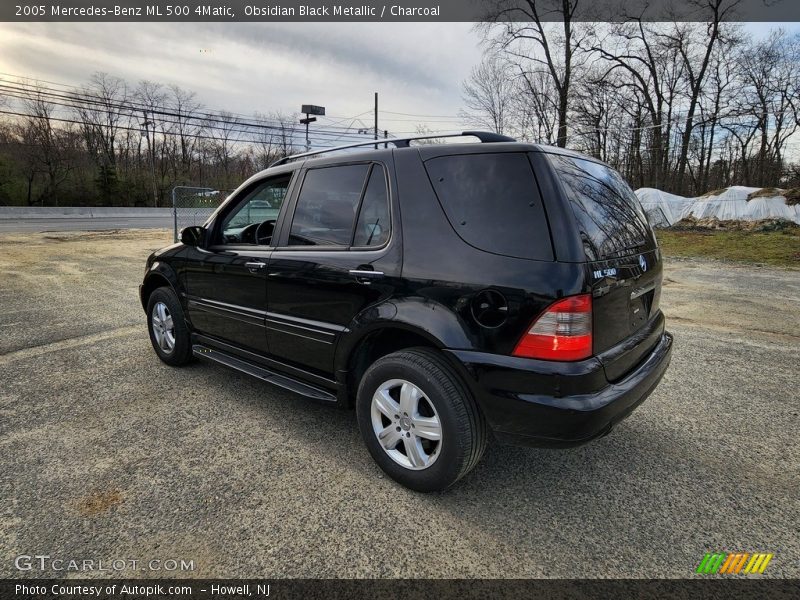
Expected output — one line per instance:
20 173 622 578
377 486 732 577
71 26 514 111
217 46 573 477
656 229 800 267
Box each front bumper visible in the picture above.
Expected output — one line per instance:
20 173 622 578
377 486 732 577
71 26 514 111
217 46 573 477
444 330 673 447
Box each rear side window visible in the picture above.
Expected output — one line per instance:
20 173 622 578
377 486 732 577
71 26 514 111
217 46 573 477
548 154 650 260
424 153 553 261
353 166 390 247
289 164 370 246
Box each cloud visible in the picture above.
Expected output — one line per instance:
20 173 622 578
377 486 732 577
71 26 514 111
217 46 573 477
0 22 482 128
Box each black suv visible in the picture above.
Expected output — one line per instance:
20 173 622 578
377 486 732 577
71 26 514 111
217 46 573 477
141 132 673 492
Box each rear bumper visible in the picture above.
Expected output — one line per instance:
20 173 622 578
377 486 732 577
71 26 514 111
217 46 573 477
444 330 673 447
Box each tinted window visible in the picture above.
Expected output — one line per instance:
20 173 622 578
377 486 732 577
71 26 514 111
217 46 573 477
289 164 369 246
548 154 650 259
424 153 553 261
353 166 390 247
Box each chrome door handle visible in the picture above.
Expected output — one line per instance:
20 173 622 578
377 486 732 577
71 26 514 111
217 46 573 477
245 261 266 273
349 269 384 278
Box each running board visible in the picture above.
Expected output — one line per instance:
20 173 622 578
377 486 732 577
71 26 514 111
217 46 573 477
192 344 337 402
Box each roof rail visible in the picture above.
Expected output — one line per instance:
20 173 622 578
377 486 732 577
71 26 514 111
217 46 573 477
268 130 517 168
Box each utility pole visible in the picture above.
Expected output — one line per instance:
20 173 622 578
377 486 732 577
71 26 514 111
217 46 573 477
300 113 314 152
374 92 378 150
141 111 158 208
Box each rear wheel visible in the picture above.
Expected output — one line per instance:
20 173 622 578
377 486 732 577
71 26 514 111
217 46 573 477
356 348 488 492
146 287 192 366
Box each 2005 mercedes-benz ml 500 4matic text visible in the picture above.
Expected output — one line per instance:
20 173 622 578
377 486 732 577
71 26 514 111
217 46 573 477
141 131 673 492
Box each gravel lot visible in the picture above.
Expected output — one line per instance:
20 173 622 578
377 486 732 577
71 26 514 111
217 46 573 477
0 229 798 579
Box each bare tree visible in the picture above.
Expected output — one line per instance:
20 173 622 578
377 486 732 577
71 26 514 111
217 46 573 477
206 111 240 186
693 40 736 192
14 85 77 205
134 80 168 205
480 0 586 147
590 20 686 190
75 72 128 170
252 111 296 169
74 73 130 204
664 1 740 193
167 84 202 176
460 54 514 134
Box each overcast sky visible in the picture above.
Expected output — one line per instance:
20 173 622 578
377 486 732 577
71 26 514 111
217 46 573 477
0 22 797 137
0 22 483 134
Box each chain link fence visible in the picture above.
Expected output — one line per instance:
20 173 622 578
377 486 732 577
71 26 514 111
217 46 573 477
171 186 231 242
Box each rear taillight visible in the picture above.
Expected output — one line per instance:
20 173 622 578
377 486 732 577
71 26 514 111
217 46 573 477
512 294 592 361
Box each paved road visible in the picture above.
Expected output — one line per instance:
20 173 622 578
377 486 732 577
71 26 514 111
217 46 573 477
0 216 174 233
0 231 797 579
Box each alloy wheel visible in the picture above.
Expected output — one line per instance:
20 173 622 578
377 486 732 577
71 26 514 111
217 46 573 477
370 378 443 470
151 301 176 354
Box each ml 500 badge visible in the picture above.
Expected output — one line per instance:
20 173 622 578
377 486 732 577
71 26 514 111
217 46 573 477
593 267 618 279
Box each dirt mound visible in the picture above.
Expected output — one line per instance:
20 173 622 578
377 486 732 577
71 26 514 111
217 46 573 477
746 187 800 205
669 216 800 232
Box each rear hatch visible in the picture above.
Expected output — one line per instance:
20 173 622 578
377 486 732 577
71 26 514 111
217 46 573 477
547 153 664 381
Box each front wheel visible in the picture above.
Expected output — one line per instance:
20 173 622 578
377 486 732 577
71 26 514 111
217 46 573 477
146 287 192 366
356 348 488 492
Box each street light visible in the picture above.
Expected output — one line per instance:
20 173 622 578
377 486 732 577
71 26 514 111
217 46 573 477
300 104 325 152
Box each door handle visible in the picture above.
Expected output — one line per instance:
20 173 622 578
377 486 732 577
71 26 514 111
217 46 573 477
245 261 266 273
349 269 384 284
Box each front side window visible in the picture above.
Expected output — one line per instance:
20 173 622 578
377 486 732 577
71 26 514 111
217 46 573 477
220 175 291 245
288 164 376 247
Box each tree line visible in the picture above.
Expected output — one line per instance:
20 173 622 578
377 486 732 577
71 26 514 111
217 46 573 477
0 74 307 207
464 0 800 195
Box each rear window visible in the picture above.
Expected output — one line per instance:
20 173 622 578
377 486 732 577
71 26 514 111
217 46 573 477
424 153 553 261
548 154 650 260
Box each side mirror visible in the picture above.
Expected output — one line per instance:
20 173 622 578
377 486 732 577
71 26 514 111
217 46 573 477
180 226 205 247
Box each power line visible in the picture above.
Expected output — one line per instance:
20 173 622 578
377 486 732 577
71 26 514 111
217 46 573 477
0 80 369 139
0 90 367 146
0 71 358 130
0 106 369 151
0 86 381 151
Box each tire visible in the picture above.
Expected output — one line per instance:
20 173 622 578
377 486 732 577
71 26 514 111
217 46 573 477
146 287 192 366
356 347 488 492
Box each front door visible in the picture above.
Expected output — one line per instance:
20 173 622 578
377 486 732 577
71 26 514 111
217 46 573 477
266 162 399 375
184 174 293 354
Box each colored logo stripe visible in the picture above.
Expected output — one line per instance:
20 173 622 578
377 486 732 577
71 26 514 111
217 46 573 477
744 553 773 574
697 553 726 574
697 552 773 574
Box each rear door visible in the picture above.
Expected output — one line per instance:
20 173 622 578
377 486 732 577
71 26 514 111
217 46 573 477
547 153 663 379
266 161 400 376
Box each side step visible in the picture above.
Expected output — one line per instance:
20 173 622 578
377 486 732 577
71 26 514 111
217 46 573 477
192 344 337 402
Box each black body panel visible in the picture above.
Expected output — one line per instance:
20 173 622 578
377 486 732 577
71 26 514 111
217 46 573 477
183 247 272 354
446 330 673 446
